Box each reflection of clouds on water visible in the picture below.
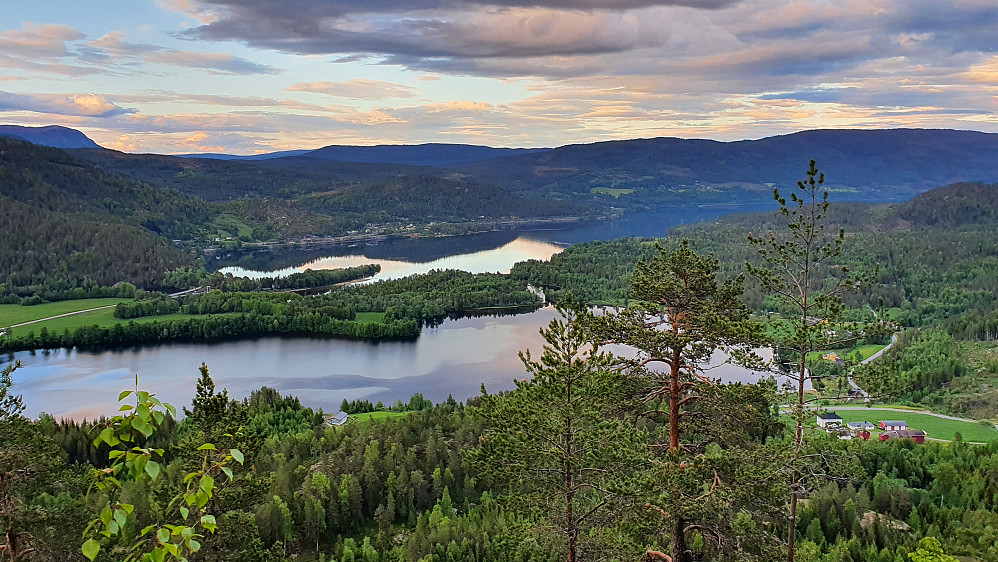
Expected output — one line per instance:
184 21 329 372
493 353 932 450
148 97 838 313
10 307 783 420
219 236 565 282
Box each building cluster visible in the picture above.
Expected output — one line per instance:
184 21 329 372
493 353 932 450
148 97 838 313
816 412 927 443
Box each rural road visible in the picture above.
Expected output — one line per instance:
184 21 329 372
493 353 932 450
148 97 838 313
845 333 899 399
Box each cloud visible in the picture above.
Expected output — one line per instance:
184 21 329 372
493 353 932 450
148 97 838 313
146 50 280 75
0 91 135 117
287 79 417 99
0 22 83 57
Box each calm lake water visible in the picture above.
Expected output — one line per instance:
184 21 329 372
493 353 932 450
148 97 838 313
9 204 776 419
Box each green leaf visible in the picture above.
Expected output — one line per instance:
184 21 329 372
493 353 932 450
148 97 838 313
199 474 214 494
118 390 133 401
221 467 233 481
145 460 160 480
230 448 244 464
82 538 100 560
179 506 189 519
114 507 128 529
158 528 170 544
197 443 216 451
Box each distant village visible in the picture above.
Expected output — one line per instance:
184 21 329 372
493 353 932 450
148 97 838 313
817 412 927 443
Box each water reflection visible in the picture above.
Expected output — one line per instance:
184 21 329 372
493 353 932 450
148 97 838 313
7 308 777 420
218 236 565 282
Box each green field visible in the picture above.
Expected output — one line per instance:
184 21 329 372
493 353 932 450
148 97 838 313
0 298 129 326
11 308 242 336
825 409 998 443
590 187 636 198
355 312 386 323
348 411 409 423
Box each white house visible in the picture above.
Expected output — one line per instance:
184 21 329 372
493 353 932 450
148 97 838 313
847 421 875 431
326 411 350 426
879 420 908 431
817 412 844 428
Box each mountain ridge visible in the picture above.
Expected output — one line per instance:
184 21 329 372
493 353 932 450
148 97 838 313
0 124 101 149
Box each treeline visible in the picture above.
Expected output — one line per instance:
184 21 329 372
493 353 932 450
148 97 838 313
4 311 418 351
202 265 380 292
114 294 180 318
1 277 138 305
330 269 542 321
339 393 437 414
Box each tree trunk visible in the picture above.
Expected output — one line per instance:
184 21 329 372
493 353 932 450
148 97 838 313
669 350 681 452
671 517 687 562
787 321 808 562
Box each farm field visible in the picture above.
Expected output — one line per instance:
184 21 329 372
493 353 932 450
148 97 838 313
0 298 128 326
826 409 998 443
11 309 243 335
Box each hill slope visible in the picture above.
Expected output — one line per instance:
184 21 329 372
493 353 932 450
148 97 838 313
0 138 198 290
303 143 549 166
0 124 100 149
456 129 998 204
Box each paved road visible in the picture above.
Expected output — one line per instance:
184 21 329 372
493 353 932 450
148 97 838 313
845 333 898 399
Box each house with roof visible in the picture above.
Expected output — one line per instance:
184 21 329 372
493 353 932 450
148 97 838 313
325 411 350 426
847 421 875 439
879 429 927 443
879 420 908 431
822 352 845 366
817 412 843 428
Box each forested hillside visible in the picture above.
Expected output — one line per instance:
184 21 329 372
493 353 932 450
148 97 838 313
299 175 584 222
456 129 998 206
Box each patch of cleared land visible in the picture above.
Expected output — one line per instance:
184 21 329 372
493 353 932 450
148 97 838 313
354 312 386 323
12 309 242 335
590 187 636 198
0 299 129 326
349 411 409 423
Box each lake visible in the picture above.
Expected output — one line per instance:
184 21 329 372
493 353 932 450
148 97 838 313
7 204 777 419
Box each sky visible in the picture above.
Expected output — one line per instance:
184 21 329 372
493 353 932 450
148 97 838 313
0 0 995 154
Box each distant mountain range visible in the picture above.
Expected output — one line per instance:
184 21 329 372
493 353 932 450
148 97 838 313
178 143 548 166
6 124 997 208
0 124 101 149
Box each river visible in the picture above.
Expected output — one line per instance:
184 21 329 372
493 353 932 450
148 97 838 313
7 205 776 419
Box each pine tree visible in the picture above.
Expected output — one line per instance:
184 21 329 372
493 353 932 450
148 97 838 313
472 302 646 562
746 160 872 562
589 240 767 562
